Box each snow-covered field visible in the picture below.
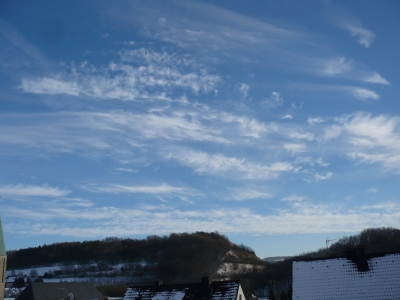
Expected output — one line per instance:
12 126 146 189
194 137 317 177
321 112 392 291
6 265 64 277
6 263 128 277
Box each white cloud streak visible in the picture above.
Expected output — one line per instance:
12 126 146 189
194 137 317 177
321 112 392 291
284 143 306 154
321 57 353 76
346 24 376 48
307 117 324 126
230 189 272 201
350 87 380 101
91 184 186 195
343 113 400 171
365 72 390 85
0 184 71 197
165 148 295 179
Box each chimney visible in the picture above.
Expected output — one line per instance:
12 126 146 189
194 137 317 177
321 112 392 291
201 275 211 286
154 280 163 287
344 247 369 272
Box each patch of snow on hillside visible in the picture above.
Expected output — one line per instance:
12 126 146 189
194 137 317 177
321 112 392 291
215 262 264 276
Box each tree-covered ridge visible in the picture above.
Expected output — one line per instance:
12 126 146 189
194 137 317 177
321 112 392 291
292 227 400 260
7 231 257 282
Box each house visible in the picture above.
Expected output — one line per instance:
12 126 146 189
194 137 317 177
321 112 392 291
5 277 17 289
123 276 245 300
292 247 400 299
0 218 7 300
15 282 105 300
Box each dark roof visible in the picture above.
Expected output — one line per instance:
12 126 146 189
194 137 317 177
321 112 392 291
210 281 240 300
16 282 105 300
123 279 241 300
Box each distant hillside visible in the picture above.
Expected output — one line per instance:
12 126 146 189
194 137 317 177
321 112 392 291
6 232 282 299
7 232 265 284
292 227 400 260
263 256 290 263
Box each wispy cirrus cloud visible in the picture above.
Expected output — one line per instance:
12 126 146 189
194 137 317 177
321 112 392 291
365 72 390 85
343 113 400 171
319 112 400 172
307 117 324 126
321 57 353 76
295 157 329 167
230 189 272 201
290 83 381 101
344 23 376 48
0 184 71 197
314 172 334 181
284 143 306 154
104 0 389 89
165 148 295 179
89 183 186 195
238 83 249 99
282 194 307 202
20 49 221 101
261 92 283 109
0 110 229 156
220 112 271 138
350 87 380 101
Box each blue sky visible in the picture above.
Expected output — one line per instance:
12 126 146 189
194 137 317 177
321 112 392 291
0 0 399 258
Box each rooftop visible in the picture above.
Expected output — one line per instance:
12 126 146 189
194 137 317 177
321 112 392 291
124 277 242 300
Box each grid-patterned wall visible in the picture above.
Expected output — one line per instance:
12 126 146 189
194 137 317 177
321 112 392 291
293 254 400 300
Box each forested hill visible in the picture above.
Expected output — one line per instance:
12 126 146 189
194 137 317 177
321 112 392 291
7 231 259 281
292 227 400 260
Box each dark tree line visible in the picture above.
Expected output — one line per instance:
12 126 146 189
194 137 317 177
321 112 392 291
292 227 400 260
7 231 238 281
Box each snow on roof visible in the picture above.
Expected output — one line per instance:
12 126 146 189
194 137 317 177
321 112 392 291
293 253 400 299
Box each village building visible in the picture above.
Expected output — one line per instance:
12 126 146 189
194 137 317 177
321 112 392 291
123 276 245 300
0 218 7 300
292 247 400 299
15 282 105 300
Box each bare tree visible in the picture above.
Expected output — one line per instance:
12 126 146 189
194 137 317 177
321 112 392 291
30 269 38 278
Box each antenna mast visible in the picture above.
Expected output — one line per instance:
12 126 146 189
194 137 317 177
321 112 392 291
326 238 337 249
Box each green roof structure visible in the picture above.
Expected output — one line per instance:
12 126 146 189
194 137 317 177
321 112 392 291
0 218 6 256
16 282 105 300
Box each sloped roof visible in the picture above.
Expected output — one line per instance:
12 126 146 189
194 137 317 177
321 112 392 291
16 282 105 300
124 279 241 300
0 217 6 256
211 281 240 300
293 252 400 299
